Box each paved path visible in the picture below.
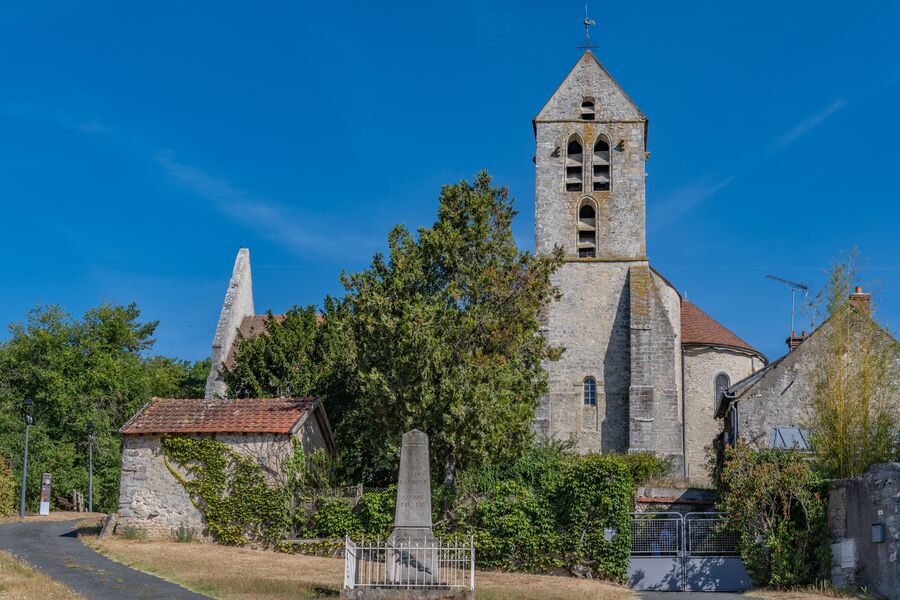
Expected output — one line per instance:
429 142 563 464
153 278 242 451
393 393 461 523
0 519 210 600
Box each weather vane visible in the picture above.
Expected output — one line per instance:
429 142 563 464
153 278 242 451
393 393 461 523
579 1 598 50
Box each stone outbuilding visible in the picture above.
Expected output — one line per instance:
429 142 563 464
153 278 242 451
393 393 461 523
117 396 335 537
716 287 899 452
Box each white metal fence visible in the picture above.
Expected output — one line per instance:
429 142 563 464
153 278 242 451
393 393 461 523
343 537 475 591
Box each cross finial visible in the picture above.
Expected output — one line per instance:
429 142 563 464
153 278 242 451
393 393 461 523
580 1 598 51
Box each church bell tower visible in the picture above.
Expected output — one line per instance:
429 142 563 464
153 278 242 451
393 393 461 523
534 51 684 474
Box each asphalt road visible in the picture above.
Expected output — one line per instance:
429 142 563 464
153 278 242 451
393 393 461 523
0 518 210 600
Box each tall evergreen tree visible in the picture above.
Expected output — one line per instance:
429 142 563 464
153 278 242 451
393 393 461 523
337 172 564 484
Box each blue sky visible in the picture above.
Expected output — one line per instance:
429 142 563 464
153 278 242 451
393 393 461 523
1 0 898 362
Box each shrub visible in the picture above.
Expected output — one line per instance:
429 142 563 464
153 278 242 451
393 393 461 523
312 497 361 538
551 454 632 581
356 487 395 538
717 445 831 588
447 443 634 581
615 452 671 485
466 480 559 572
171 524 196 543
0 456 14 517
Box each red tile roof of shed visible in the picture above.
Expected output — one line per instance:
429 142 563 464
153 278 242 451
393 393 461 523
120 397 318 435
681 299 762 358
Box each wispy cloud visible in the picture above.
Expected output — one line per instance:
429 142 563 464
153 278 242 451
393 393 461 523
156 152 350 256
650 176 734 231
652 98 849 230
774 98 847 150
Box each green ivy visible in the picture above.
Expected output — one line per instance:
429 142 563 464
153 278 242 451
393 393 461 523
161 435 287 546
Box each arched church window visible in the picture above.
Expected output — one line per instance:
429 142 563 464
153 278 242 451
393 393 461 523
593 137 610 192
565 136 583 192
583 376 597 406
577 202 597 258
581 98 595 120
714 373 730 411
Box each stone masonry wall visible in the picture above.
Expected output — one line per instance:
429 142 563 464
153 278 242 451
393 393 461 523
828 463 900 599
536 261 636 453
628 266 683 473
683 347 760 482
205 248 254 399
117 432 295 538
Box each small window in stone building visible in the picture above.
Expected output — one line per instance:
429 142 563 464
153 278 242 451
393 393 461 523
593 137 610 192
583 376 597 406
565 136 583 192
578 203 596 258
581 99 595 120
714 373 730 411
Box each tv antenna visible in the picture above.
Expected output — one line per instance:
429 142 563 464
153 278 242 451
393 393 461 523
766 274 810 338
579 1 598 50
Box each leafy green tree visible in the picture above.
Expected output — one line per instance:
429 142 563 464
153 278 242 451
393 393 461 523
336 172 564 484
0 303 208 513
810 250 900 478
224 307 323 398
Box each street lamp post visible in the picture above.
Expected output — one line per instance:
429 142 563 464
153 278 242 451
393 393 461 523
19 398 33 519
87 420 94 513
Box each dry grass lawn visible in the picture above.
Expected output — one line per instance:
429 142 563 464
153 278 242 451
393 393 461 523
0 550 86 600
88 538 635 600
87 537 872 600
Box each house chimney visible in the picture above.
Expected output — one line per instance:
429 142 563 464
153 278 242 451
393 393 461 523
785 330 805 351
848 286 871 315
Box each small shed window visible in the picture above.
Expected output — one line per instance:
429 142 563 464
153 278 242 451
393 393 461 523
565 136 583 192
593 137 610 192
583 377 597 406
578 203 596 258
714 373 730 411
769 427 811 450
581 99 595 120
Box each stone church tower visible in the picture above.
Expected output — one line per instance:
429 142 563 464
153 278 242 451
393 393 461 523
534 51 686 473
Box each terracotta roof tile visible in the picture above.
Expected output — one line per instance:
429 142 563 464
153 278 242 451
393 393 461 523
681 299 763 358
120 397 318 435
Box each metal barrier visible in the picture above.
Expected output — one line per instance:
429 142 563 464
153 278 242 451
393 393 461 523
686 513 740 556
344 536 475 592
630 512 683 556
627 512 750 592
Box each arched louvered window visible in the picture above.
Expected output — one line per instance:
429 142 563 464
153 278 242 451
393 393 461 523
583 376 597 406
581 98 595 121
714 373 730 411
578 202 596 258
565 136 583 192
593 137 610 192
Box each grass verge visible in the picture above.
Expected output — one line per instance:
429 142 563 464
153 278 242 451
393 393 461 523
0 550 86 600
87 537 635 600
